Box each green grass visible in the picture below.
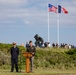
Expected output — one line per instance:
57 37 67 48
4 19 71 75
0 43 76 75
36 48 69 52
0 69 76 75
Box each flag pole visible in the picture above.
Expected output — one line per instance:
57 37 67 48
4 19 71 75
48 9 50 42
57 13 60 46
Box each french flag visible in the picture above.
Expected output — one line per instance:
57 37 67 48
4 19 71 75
58 5 68 14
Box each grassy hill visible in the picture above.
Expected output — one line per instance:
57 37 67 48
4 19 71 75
0 43 76 70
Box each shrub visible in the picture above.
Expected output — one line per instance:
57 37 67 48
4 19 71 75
0 43 76 69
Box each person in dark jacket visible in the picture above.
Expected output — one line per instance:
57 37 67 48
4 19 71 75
26 40 36 72
10 42 19 72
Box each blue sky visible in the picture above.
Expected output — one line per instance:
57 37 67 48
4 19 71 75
0 0 76 46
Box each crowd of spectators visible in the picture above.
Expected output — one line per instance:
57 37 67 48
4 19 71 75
60 43 75 49
25 42 51 48
25 34 75 49
52 43 75 49
25 42 75 49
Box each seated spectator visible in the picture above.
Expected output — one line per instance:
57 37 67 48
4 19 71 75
26 42 29 48
69 44 71 49
52 43 55 48
42 43 45 48
21 43 24 47
44 42 48 47
56 43 58 48
48 42 51 47
65 44 68 49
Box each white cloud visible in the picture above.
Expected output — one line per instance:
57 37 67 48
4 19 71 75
0 0 76 45
0 0 27 5
0 20 15 23
0 0 76 28
24 20 31 24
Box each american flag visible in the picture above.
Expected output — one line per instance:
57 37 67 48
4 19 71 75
48 4 57 13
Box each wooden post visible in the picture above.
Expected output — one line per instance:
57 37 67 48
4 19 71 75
23 52 32 73
26 56 30 73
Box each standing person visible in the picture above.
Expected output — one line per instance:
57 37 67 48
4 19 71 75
10 42 19 72
26 40 36 73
